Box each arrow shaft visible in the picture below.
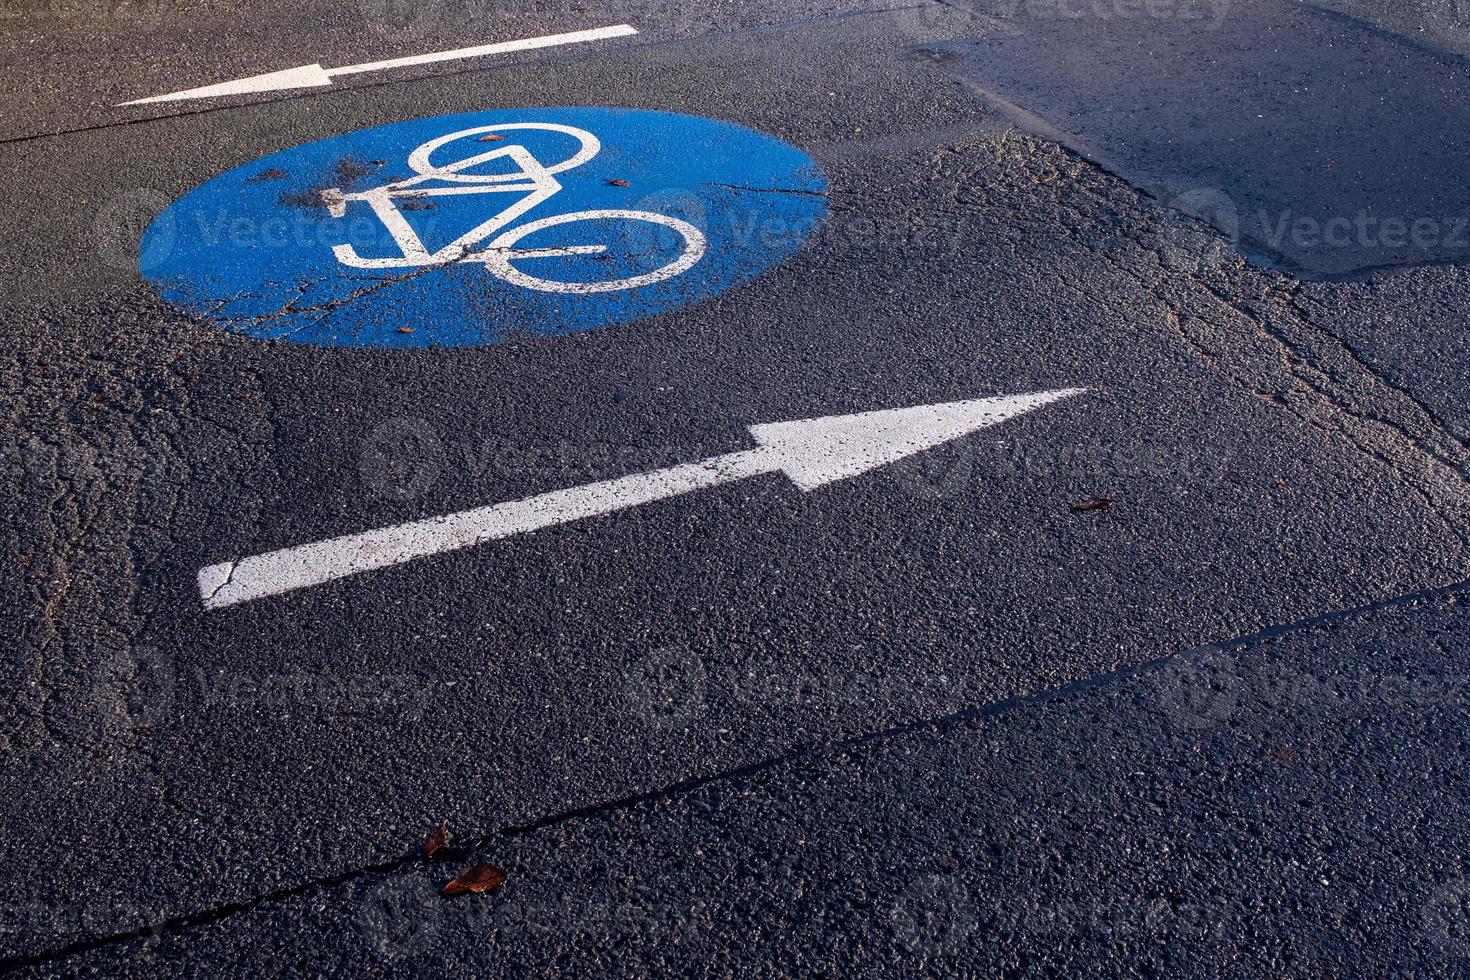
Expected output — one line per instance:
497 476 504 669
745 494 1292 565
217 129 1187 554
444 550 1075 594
199 448 771 609
327 25 639 78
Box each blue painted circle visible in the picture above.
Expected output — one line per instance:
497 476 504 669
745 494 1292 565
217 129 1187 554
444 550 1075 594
142 108 827 348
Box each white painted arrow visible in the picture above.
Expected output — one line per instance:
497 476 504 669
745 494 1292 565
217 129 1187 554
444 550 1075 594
198 389 1084 609
118 25 639 106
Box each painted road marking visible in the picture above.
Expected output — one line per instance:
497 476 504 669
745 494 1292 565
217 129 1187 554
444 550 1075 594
198 390 1085 609
321 122 708 292
117 25 639 105
142 108 827 347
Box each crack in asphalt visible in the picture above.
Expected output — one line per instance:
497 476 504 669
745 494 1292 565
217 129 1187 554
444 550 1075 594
947 114 1470 548
1185 280 1470 544
708 182 831 197
1284 286 1470 472
215 257 469 334
1157 277 1470 553
1205 283 1470 545
7 573 1470 974
214 223 717 337
1 298 285 885
198 560 237 605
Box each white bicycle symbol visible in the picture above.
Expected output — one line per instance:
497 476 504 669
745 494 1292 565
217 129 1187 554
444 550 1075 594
320 123 708 295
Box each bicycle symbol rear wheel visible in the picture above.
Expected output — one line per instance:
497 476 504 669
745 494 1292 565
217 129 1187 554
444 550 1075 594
477 209 709 294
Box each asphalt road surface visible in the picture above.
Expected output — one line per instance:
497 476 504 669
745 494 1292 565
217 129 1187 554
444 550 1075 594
3 0 1470 975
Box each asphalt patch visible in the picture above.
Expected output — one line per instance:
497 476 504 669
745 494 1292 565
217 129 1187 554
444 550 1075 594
929 0 1470 278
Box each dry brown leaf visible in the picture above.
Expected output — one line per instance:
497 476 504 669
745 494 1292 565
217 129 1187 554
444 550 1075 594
608 178 630 187
478 134 507 142
1071 496 1116 512
397 327 414 334
441 863 507 897
424 820 448 859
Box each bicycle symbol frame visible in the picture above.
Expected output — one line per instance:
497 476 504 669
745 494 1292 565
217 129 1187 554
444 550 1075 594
320 122 708 295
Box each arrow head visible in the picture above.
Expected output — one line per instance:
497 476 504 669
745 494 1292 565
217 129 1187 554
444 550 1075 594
748 389 1085 491
119 64 333 106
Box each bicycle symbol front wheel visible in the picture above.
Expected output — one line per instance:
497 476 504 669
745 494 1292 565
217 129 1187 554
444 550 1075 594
476 209 709 294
